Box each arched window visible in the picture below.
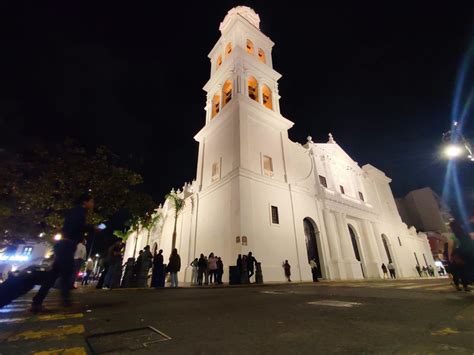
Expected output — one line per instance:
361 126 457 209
258 48 266 63
225 42 232 56
382 234 393 263
211 94 220 119
216 55 222 69
247 76 258 102
222 80 232 107
246 39 254 55
261 85 273 110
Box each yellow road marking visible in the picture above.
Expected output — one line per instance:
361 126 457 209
431 327 460 336
7 324 85 342
36 313 83 321
33 346 87 355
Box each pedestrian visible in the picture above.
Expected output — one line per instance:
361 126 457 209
450 249 470 292
240 255 249 284
309 258 319 282
72 238 87 289
152 249 165 287
103 241 123 289
137 246 153 287
422 266 428 277
216 257 224 285
197 254 206 286
204 256 209 285
32 194 94 312
208 253 218 284
283 260 291 282
190 258 199 286
247 252 257 282
82 258 94 285
387 262 396 279
428 265 434 277
415 265 422 277
236 254 242 272
381 263 388 279
168 248 181 288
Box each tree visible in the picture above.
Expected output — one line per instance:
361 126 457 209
165 190 185 250
142 211 163 246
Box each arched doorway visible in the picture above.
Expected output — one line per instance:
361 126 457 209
381 234 393 263
348 225 366 278
303 218 322 278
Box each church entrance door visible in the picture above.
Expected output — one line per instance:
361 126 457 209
303 218 323 279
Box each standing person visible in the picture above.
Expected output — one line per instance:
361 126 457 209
216 257 224 285
247 252 257 283
168 248 181 288
204 256 209 285
387 262 396 279
82 258 94 286
138 246 153 287
450 249 470 292
197 254 206 286
151 249 164 287
208 253 218 284
190 258 199 286
309 258 319 282
72 239 87 289
103 241 123 289
415 265 422 277
381 263 388 279
236 254 242 273
32 194 94 312
283 260 291 282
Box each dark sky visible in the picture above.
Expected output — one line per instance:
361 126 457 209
1 1 473 215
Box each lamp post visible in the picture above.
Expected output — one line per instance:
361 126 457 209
442 121 473 161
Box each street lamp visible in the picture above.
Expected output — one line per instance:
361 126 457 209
441 121 473 161
54 233 62 241
444 144 463 159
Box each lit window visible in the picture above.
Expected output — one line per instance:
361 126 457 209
271 205 279 224
258 48 266 63
211 161 221 182
340 185 345 194
247 76 258 102
222 80 232 107
263 155 273 177
319 175 327 188
246 39 254 55
211 94 220 119
22 246 33 256
358 191 364 201
262 85 272 110
216 55 222 69
225 42 232 56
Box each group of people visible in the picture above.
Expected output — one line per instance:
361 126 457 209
381 262 396 278
415 264 436 277
190 253 224 286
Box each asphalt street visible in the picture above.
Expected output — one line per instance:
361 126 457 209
0 279 473 354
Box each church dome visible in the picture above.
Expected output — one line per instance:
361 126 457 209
219 6 260 31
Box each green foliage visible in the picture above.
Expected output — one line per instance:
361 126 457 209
165 192 185 217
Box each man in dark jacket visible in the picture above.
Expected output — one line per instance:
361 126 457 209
32 194 94 312
168 248 181 287
247 252 257 282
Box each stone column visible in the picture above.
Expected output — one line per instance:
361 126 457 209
334 212 358 279
322 209 345 279
361 220 382 278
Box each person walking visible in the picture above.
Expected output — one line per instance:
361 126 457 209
247 252 257 283
197 254 206 286
190 258 199 286
216 257 224 285
208 253 218 284
309 258 319 282
82 258 94 285
103 241 123 289
387 262 396 279
32 194 94 312
283 260 291 282
381 263 388 279
168 248 181 288
72 238 87 288
415 264 422 277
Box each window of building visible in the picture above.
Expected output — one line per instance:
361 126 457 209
258 48 266 63
246 39 254 55
340 185 345 194
211 161 221 182
222 80 232 107
358 191 364 201
225 42 232 56
319 175 328 188
216 55 222 69
247 76 258 102
271 205 279 224
398 236 402 246
211 94 220 119
263 155 273 177
261 85 273 110
22 246 33 256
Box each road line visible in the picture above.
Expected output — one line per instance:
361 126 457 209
36 313 83 321
33 346 87 355
398 284 437 289
0 317 27 323
7 324 85 342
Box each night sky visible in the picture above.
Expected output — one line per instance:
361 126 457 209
1 2 473 215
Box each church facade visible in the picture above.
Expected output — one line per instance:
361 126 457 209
124 6 435 282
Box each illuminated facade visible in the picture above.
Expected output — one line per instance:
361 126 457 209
125 6 435 282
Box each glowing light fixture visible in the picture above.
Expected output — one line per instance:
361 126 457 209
54 233 62 241
444 144 463 159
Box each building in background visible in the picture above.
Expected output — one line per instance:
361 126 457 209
396 187 452 264
126 6 434 282
0 241 51 281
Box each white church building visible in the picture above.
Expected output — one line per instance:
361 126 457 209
125 6 435 282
